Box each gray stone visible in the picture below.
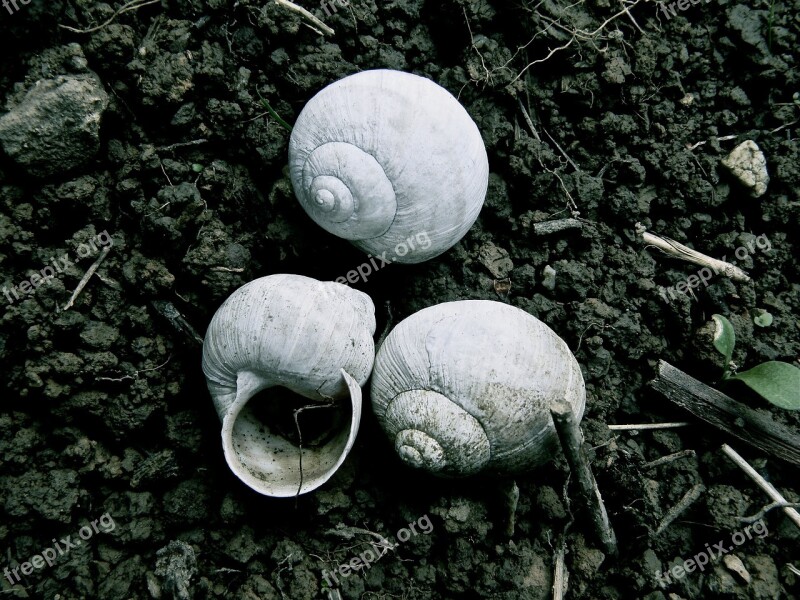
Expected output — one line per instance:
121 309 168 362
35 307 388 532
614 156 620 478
0 74 109 176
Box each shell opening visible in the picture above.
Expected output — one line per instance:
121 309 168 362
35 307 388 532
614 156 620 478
219 369 362 497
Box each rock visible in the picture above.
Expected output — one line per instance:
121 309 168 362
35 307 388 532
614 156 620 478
721 140 769 198
542 264 557 290
0 74 109 176
477 242 513 278
155 540 197 600
723 553 751 583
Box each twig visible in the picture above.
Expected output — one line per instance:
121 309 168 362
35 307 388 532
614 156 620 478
620 0 644 33
97 354 172 382
517 98 541 141
274 0 335 36
533 218 584 236
649 361 800 465
504 480 520 538
644 449 696 469
770 119 798 134
788 564 800 576
211 266 245 273
740 501 800 524
542 126 580 171
608 422 690 431
551 535 569 600
150 300 204 346
551 399 618 556
655 483 705 535
721 444 800 530
59 0 160 34
62 246 111 311
635 223 750 283
155 139 208 152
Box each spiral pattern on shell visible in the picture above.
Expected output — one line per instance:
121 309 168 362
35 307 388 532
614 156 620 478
289 69 489 264
371 300 586 476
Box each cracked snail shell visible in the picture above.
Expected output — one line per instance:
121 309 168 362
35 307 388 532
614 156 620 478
288 69 489 264
202 274 376 497
371 300 586 476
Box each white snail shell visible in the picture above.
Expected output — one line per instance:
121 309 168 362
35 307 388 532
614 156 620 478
288 69 489 264
202 274 376 497
371 300 585 476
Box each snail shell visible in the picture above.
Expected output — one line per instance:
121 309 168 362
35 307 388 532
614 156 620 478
202 274 376 497
371 300 585 476
288 69 489 264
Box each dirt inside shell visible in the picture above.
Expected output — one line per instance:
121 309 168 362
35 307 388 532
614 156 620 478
0 1 797 599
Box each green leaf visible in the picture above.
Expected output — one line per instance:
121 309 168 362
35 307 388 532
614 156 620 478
712 314 736 365
753 309 773 327
191 163 204 173
731 361 800 410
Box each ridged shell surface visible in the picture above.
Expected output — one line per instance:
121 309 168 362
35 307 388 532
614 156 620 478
289 69 489 264
371 300 585 476
202 274 376 496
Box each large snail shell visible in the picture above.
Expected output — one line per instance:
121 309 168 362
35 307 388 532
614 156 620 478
288 69 489 264
371 300 585 476
202 274 376 497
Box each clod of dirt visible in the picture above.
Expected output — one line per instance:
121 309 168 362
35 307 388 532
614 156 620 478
0 73 108 177
477 241 514 278
154 540 197 600
721 140 770 198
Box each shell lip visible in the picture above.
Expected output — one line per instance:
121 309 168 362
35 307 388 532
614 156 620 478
220 369 363 497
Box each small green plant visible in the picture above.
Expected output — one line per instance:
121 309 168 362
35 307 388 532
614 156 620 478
753 308 773 327
712 314 800 410
256 89 293 133
766 0 776 51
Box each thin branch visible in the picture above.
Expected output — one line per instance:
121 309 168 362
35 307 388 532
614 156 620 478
655 483 705 535
644 449 696 469
635 223 750 283
62 246 111 311
274 0 335 36
608 422 690 431
721 444 800 530
740 501 800 524
59 0 160 34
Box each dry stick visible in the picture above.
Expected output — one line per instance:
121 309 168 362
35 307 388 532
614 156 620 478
274 0 335 35
721 444 800 530
551 399 618 556
504 480 520 538
533 218 583 236
62 246 111 311
649 360 800 466
608 422 690 431
635 223 750 283
551 535 569 600
655 483 705 535
59 0 160 33
644 449 696 470
740 501 800 524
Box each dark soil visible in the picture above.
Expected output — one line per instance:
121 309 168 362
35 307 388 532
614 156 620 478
1 1 798 599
